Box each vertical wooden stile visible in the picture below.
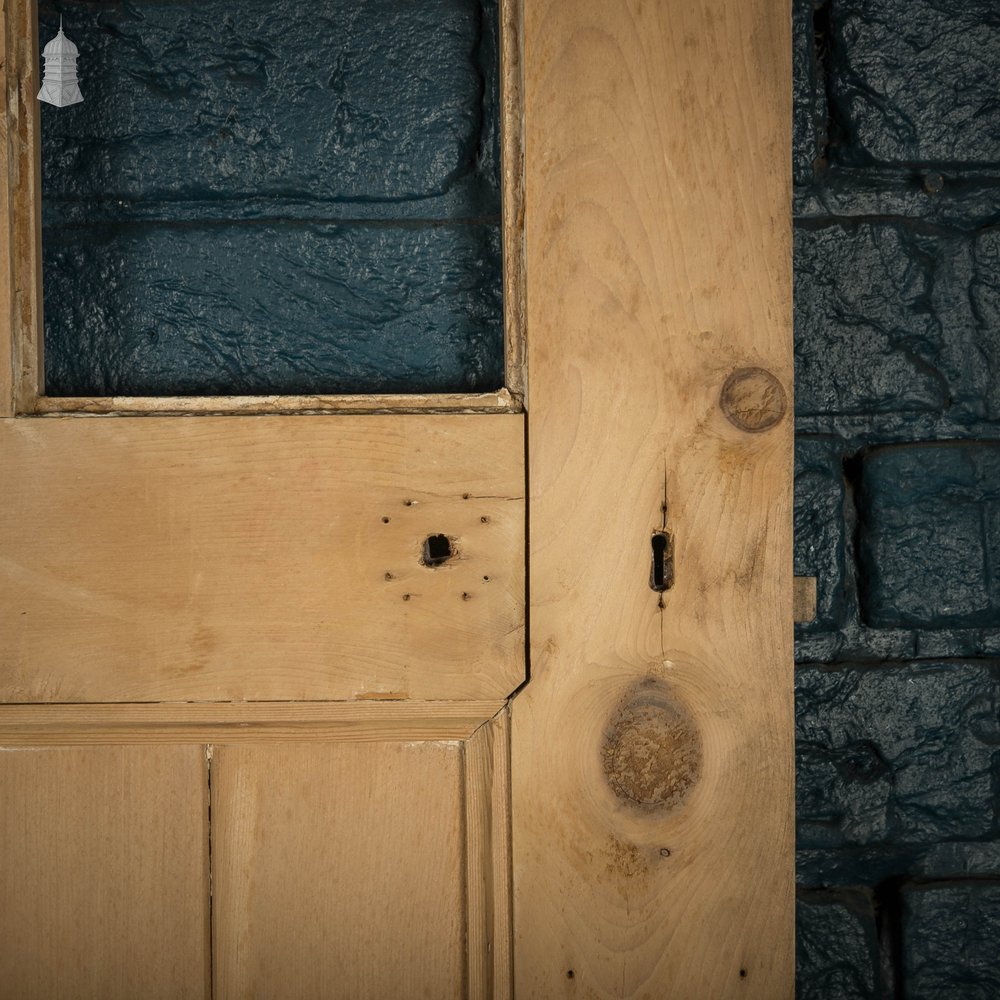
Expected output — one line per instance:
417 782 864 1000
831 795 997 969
464 708 514 999
0 0 42 414
0 0 12 416
512 0 794 996
500 0 527 403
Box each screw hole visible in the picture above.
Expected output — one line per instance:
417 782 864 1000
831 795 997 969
739 969 747 979
480 515 490 523
381 516 390 524
384 572 394 581
402 593 411 601
422 534 453 567
483 575 490 582
659 847 671 858
566 970 574 980
404 499 414 506
462 592 472 601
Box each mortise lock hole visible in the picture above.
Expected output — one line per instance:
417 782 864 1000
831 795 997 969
422 534 453 567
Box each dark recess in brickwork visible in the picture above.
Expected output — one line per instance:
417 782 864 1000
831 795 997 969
796 888 880 1000
794 0 1000 995
901 882 1000 999
39 0 504 396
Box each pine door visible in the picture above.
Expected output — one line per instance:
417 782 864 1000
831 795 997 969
0 0 794 997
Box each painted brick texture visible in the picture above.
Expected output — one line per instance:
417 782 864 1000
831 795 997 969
796 663 1000 849
793 0 1000 995
796 889 879 1000
44 222 503 396
38 0 503 396
827 0 1000 167
859 446 1000 629
901 883 1000 999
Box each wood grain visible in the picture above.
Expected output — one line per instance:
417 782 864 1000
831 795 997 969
512 0 794 996
0 700 506 744
0 414 524 702
0 0 43 417
212 741 467 999
794 576 818 623
0 744 209 999
0 0 13 417
465 708 514 999
500 0 527 404
27 390 517 416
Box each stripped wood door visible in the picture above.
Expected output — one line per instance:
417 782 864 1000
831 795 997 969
1 0 524 995
0 0 792 997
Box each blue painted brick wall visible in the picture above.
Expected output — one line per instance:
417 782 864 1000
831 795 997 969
39 0 503 396
901 883 1000 999
797 889 880 1000
794 0 1000 995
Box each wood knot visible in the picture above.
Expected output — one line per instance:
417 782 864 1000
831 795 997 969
602 683 701 810
719 367 787 433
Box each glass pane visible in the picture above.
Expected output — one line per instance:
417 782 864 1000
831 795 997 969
39 0 503 396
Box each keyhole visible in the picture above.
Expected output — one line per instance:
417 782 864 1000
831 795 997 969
650 531 674 592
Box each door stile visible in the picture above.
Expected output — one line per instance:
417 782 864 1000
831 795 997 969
464 706 515 999
0 0 42 417
512 0 795 995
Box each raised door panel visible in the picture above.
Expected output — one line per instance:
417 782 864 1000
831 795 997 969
0 744 210 1000
213 741 468 999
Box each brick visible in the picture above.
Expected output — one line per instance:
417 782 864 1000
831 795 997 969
793 0 826 185
796 663 1000 848
902 882 1000 999
38 0 499 212
795 438 848 632
797 843 1000 895
859 444 1000 629
794 223 978 420
913 843 1000 880
828 0 1000 166
796 889 879 1000
969 231 1000 422
43 222 503 396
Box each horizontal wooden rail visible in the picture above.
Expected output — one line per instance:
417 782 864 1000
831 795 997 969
26 391 518 417
0 701 507 744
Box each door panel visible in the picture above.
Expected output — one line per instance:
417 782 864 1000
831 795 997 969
212 741 466 1000
0 414 524 702
0 745 210 1000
